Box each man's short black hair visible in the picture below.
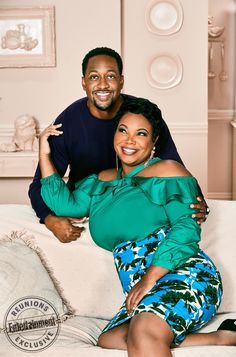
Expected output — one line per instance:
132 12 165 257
82 47 123 76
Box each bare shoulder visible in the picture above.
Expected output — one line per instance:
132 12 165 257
98 168 117 181
144 160 192 177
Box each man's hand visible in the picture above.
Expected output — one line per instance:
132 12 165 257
44 214 85 243
190 196 209 225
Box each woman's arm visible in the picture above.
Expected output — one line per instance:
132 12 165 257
39 123 63 177
39 124 91 223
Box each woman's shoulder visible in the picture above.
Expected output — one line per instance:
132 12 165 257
98 168 117 181
135 160 198 206
143 160 192 178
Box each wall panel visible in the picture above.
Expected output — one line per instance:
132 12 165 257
121 0 208 193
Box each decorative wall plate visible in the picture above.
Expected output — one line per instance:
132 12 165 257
145 0 183 35
146 54 183 89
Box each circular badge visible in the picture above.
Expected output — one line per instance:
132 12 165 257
4 296 60 352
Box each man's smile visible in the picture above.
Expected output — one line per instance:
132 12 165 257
93 91 112 101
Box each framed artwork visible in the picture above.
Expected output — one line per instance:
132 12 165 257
0 6 56 68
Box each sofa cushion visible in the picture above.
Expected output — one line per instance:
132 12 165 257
0 231 74 329
201 199 236 313
0 201 235 320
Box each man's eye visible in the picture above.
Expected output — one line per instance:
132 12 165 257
107 74 115 80
89 75 98 80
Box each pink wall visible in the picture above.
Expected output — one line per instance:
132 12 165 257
208 0 236 200
208 0 236 110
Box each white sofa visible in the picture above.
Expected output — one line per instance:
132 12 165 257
0 200 236 357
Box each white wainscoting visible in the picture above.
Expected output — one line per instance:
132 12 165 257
208 109 235 200
0 122 208 202
232 120 236 200
169 122 208 196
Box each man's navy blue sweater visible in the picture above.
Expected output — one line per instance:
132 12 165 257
29 95 183 222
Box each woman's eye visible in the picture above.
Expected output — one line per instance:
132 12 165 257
138 131 147 136
118 127 126 133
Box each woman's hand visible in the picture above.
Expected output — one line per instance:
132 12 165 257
39 123 63 156
126 265 169 315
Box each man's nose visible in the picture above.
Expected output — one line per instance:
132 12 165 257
98 76 109 88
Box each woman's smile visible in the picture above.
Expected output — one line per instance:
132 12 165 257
121 147 138 155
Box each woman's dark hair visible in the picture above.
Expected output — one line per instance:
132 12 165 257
82 47 123 76
114 98 163 141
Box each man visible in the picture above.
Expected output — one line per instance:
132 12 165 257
29 47 206 243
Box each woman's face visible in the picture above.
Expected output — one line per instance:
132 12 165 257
114 112 154 170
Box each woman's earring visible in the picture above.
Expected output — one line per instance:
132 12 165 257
150 146 156 160
116 154 119 172
145 146 156 167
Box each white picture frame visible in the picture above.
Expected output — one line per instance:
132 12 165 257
0 6 56 68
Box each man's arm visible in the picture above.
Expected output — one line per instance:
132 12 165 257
156 119 208 224
28 164 54 222
155 119 183 165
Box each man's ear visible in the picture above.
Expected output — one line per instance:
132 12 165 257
120 75 124 89
81 77 86 91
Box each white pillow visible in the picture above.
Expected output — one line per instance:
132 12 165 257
0 231 74 329
201 199 236 313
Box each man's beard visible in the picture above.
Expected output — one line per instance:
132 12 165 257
92 96 115 111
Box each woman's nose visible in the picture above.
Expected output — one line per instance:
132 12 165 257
126 135 135 144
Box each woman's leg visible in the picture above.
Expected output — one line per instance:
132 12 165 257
97 322 129 350
98 314 236 354
179 330 236 347
127 312 173 357
97 312 174 356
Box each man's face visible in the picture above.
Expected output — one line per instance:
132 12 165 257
82 55 124 116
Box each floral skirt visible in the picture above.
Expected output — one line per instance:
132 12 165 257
102 228 223 345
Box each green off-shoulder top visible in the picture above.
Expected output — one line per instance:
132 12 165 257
41 158 201 270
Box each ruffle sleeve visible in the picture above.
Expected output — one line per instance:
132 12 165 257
133 176 199 206
41 173 98 218
133 176 201 270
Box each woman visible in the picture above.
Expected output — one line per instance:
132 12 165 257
39 98 235 357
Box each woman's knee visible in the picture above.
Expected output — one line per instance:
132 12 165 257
97 324 128 350
97 333 110 348
127 313 173 347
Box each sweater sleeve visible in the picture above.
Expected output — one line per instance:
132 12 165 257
40 174 97 218
155 119 184 166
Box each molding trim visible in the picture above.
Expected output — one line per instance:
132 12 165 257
208 109 235 121
0 123 208 138
0 126 13 137
0 125 42 139
169 122 208 135
207 192 232 200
